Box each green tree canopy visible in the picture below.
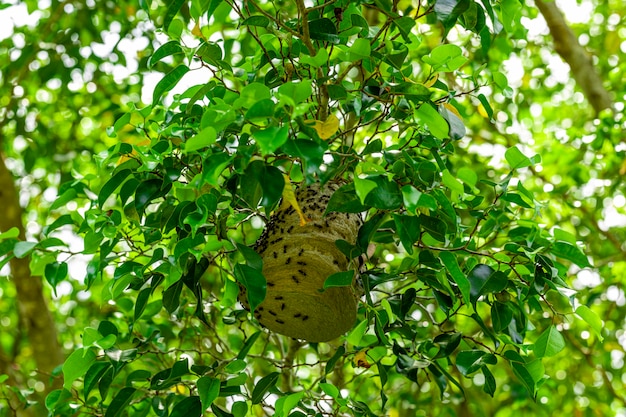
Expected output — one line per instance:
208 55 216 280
1 0 624 416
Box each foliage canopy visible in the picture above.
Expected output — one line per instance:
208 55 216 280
1 0 625 416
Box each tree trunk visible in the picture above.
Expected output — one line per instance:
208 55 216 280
535 0 613 115
0 154 65 395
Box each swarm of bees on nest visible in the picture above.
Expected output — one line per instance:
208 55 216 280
238 181 363 342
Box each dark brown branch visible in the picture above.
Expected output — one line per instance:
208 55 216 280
535 0 612 115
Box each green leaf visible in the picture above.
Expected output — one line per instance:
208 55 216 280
308 18 338 43
198 376 221 411
251 372 280 404
510 361 536 398
423 44 468 71
553 228 577 245
126 370 151 385
243 161 285 208
477 93 493 119
163 0 186 31
43 215 75 235
346 318 369 346
325 346 346 375
275 391 305 417
237 243 263 271
552 241 591 268
575 305 604 342
170 396 202 417
202 153 234 187
50 188 77 210
320 382 340 398
253 125 289 155
499 0 522 33
98 169 132 207
433 332 462 359
84 362 112 401
467 264 507 304
439 252 470 305
501 192 533 208
434 0 471 26
349 38 371 61
104 387 137 417
278 80 313 104
185 127 217 152
134 178 163 216
384 41 408 70
134 287 151 321
245 98 275 121
211 404 235 417
442 169 464 194
152 64 189 106
364 177 402 210
392 16 416 41
44 261 68 294
201 104 236 131
13 241 37 258
148 40 183 68
108 112 131 137
98 321 119 338
416 104 449 139
63 348 97 389
354 176 377 204
231 401 248 417
235 82 271 109
242 15 270 27
393 214 420 255
234 264 266 312
457 167 478 190
163 279 184 313
224 359 246 374
323 270 355 289
196 42 223 62
482 366 496 397
401 185 437 212
0 227 19 241
533 325 565 358
504 146 541 169
350 13 369 35
237 331 262 360
326 183 368 213
300 48 329 68
418 214 447 242
491 301 513 332
456 350 497 376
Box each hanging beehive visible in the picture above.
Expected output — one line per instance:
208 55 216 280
239 181 363 342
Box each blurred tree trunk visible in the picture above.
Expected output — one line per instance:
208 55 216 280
535 0 613 115
0 153 64 396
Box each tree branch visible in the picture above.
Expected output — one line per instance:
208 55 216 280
535 0 613 115
295 0 329 120
0 153 64 395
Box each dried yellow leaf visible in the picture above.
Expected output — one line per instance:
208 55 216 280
477 103 489 118
443 102 462 119
423 73 439 88
191 20 206 41
281 175 309 226
307 114 340 140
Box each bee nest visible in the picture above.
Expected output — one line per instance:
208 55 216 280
239 181 363 342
